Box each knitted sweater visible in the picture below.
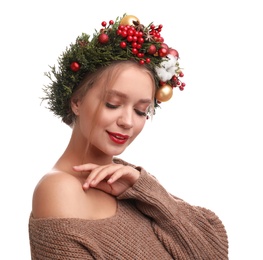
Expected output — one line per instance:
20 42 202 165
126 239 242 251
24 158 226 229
29 165 228 259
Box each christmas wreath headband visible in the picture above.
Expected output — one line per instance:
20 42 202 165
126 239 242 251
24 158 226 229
42 14 185 122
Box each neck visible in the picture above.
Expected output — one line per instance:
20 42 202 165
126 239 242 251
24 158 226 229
53 129 114 174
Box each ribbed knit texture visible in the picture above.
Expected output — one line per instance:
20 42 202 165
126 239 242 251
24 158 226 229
29 160 228 259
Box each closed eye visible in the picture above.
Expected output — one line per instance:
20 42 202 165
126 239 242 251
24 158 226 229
105 102 119 109
135 109 147 117
106 103 147 117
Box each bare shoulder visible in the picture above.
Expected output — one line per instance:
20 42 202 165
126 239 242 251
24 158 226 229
32 171 90 219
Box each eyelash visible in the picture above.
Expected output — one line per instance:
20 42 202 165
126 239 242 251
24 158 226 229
105 103 118 109
105 103 147 117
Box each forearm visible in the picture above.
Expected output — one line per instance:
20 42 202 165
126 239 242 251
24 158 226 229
118 168 228 259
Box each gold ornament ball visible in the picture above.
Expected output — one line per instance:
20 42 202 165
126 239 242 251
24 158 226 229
120 15 140 26
155 84 173 102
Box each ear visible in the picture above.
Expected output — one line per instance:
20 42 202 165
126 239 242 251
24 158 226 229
71 98 80 116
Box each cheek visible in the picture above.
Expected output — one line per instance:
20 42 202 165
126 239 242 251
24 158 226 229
78 106 97 134
134 118 147 135
97 109 112 125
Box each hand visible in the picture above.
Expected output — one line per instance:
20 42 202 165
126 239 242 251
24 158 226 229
73 163 140 196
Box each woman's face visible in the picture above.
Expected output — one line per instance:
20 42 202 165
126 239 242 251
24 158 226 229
74 65 154 157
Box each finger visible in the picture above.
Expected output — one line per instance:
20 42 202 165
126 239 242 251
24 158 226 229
82 164 112 189
72 163 102 190
106 167 126 184
72 163 99 172
86 164 122 188
107 166 139 184
92 180 113 194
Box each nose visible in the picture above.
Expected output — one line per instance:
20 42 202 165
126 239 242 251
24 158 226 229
117 108 133 129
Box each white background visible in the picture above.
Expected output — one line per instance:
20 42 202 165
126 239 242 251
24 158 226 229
1 0 262 259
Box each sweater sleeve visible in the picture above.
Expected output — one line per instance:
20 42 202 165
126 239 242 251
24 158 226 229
117 167 229 260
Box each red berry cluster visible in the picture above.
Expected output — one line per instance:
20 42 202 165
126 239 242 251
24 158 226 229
148 24 164 42
98 20 115 44
98 20 168 65
76 17 185 92
118 25 148 65
170 72 185 91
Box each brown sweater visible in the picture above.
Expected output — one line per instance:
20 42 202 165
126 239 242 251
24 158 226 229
29 165 228 259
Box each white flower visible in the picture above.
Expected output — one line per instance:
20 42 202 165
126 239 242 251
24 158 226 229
155 54 178 82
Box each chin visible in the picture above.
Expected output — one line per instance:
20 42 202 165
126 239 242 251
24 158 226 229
109 146 128 156
102 142 131 157
111 149 126 156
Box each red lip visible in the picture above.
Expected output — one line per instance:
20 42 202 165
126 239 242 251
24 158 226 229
107 131 130 144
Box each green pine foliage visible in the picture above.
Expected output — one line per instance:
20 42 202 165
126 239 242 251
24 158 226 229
42 14 169 122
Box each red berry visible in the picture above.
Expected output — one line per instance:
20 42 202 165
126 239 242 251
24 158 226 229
132 36 138 42
98 33 109 44
145 58 151 63
101 21 107 27
137 53 144 58
127 35 133 42
137 37 144 44
120 41 127 48
147 44 157 55
121 31 127 38
131 42 137 48
132 48 138 54
109 20 114 25
158 47 168 57
127 29 134 36
70 62 80 72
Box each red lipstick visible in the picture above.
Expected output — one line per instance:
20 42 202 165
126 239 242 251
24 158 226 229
107 131 129 144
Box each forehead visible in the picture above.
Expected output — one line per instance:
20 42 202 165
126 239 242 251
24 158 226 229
84 62 155 103
105 89 152 106
105 65 154 95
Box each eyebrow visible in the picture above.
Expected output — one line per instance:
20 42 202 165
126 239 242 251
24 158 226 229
106 90 152 104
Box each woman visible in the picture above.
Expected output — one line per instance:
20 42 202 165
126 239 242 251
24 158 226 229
29 14 228 259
